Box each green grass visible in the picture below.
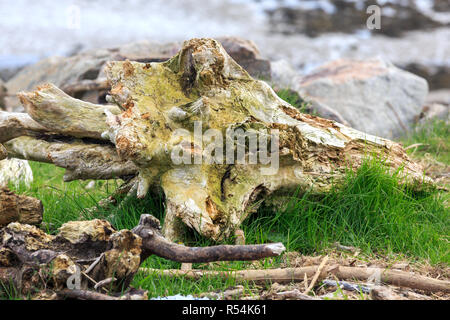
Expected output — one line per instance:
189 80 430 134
5 156 448 299
401 119 449 164
245 159 448 264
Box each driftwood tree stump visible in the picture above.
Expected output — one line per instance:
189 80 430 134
0 214 284 299
0 38 431 242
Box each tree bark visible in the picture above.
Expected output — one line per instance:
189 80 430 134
0 188 43 227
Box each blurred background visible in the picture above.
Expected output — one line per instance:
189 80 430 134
0 0 449 140
0 0 448 85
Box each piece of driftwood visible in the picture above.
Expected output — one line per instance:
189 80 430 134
274 288 320 300
140 265 450 293
369 286 407 300
0 213 284 299
304 255 328 294
0 188 43 226
199 285 246 300
0 38 433 242
57 289 120 301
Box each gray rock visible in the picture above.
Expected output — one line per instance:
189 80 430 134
297 58 429 138
270 59 301 90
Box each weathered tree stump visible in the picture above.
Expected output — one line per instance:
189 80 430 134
0 38 432 242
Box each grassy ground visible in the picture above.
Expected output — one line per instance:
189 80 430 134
3 103 449 299
4 132 447 299
401 119 450 187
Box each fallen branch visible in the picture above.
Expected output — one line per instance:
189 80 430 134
140 265 450 293
133 215 286 263
18 83 121 140
139 266 321 283
332 266 450 293
0 111 48 143
5 136 138 181
304 255 328 294
57 289 118 300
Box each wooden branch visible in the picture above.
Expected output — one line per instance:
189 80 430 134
304 255 328 294
4 136 138 181
0 111 49 143
61 78 109 96
139 265 450 293
133 214 285 263
139 267 321 283
57 289 118 300
18 83 121 140
0 188 43 227
94 277 116 290
331 266 450 293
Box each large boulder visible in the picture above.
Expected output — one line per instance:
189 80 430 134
270 59 301 90
297 58 429 138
